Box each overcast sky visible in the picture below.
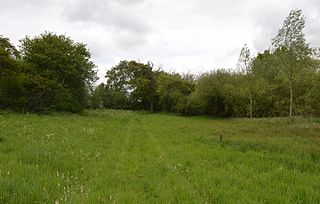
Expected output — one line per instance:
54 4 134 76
1 0 319 83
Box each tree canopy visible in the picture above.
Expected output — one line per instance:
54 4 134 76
0 32 97 113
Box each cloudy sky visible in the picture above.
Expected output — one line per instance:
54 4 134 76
1 0 319 82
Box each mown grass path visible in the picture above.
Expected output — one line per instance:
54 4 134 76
0 110 320 203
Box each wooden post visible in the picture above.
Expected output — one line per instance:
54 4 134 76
219 134 223 142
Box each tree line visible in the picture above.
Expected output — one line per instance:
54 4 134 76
91 10 320 117
1 10 320 117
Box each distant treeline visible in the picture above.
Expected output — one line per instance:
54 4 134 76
1 9 320 117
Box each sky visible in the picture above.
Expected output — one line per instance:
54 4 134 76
1 0 319 83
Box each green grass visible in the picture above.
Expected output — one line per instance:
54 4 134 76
1 110 320 203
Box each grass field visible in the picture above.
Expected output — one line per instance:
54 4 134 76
1 110 320 203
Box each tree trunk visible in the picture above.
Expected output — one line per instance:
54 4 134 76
289 64 293 117
150 100 154 112
289 81 293 117
249 92 253 118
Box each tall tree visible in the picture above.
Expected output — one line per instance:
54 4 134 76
128 61 157 111
0 36 20 77
0 36 26 110
20 32 97 112
237 44 254 118
271 9 311 117
105 61 157 111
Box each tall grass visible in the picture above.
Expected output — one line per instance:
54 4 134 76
0 110 320 203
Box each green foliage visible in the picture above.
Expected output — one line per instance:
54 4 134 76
156 72 194 113
0 35 20 59
21 74 60 113
127 61 157 111
0 36 25 110
251 47 318 117
247 9 319 117
20 32 97 112
89 83 106 109
104 61 157 111
237 44 254 118
188 70 246 117
0 32 97 113
272 9 307 51
304 72 320 116
54 88 83 113
271 9 313 117
0 75 26 110
101 62 195 114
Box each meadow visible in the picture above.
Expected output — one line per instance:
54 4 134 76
1 110 320 203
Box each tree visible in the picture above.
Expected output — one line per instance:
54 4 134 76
105 61 131 109
189 70 242 117
127 61 157 111
90 83 106 109
105 60 157 111
271 9 312 117
20 32 97 112
0 36 26 110
0 35 20 59
0 36 20 78
237 44 254 118
251 51 280 116
156 72 194 113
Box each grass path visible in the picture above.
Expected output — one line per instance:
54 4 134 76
142 116 205 204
